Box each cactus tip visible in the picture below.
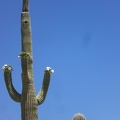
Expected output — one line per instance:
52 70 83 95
45 67 54 73
2 64 13 71
73 113 86 120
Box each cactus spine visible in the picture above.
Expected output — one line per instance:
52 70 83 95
2 0 54 120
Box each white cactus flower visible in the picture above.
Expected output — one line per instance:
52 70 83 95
46 67 51 71
50 69 54 73
2 66 5 70
8 66 12 71
45 67 54 73
2 64 8 70
18 55 21 58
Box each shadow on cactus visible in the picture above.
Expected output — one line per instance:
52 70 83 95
2 0 54 120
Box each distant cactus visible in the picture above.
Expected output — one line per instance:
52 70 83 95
2 0 54 120
73 113 86 120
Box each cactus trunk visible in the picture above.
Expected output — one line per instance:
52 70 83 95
20 1 38 119
21 80 38 120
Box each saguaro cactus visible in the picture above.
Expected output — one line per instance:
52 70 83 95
2 0 54 120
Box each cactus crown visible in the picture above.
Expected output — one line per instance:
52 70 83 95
2 64 13 72
73 113 86 120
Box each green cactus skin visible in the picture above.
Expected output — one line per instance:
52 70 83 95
3 0 53 120
73 113 86 120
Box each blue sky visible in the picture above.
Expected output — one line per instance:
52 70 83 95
0 0 120 120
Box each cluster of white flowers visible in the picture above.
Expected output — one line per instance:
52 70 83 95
45 67 54 73
18 51 29 58
2 64 13 71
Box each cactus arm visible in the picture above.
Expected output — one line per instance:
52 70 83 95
2 65 21 102
36 67 54 105
36 70 51 105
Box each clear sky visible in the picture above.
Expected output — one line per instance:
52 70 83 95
0 0 120 120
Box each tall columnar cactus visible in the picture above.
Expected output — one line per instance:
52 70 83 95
2 0 54 120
